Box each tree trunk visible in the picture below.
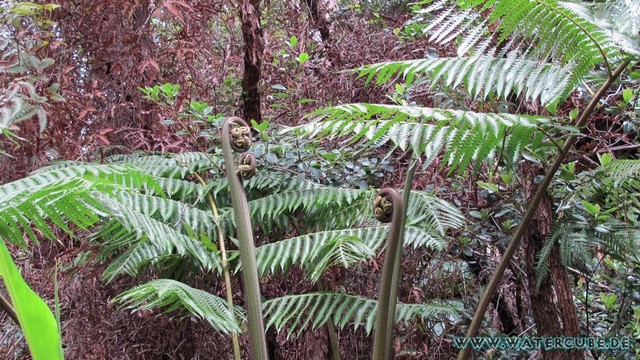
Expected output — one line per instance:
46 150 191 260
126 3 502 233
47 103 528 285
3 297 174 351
522 163 580 360
303 0 331 43
239 0 263 123
550 243 582 359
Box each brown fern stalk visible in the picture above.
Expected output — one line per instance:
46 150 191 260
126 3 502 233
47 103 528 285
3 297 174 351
372 187 405 360
222 117 268 360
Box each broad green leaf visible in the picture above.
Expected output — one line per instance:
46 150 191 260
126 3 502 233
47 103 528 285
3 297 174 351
0 240 63 360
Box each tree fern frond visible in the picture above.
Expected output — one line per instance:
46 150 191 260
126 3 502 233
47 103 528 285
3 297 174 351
0 178 103 245
101 233 163 281
113 279 244 334
535 220 574 288
406 191 465 234
601 159 640 186
253 227 386 276
456 0 620 66
292 103 546 172
114 192 215 237
3 164 152 199
305 235 376 283
403 0 625 108
560 0 640 56
104 152 220 179
263 292 460 337
360 55 573 106
252 225 452 277
536 216 639 287
244 188 369 231
96 195 221 276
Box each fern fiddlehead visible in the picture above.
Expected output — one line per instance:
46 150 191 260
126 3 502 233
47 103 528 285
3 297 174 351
237 152 257 180
372 188 405 360
222 117 268 360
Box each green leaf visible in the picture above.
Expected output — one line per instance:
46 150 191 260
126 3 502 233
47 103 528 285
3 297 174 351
569 108 579 121
598 153 613 167
0 239 63 360
288 36 298 48
297 53 309 65
623 88 633 103
580 200 600 216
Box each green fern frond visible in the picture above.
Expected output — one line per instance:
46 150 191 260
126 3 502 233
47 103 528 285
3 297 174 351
0 178 103 245
406 191 465 233
263 292 460 337
96 195 221 278
601 159 640 186
359 55 573 106
560 0 640 56
101 234 164 281
536 217 639 288
252 225 452 277
400 0 625 108
243 188 369 233
0 164 167 245
104 152 220 178
253 227 386 276
432 0 620 67
305 235 376 283
293 103 546 172
5 164 154 198
113 279 244 334
114 192 214 236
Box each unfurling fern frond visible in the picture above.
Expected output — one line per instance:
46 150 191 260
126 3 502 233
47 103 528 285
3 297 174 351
292 103 547 172
113 279 244 334
263 292 460 337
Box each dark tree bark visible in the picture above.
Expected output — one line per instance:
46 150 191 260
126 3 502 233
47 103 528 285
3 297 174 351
239 0 263 123
522 163 581 360
304 0 331 43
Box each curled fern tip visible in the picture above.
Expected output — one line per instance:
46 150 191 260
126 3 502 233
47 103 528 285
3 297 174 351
224 117 253 153
373 188 401 223
237 152 257 180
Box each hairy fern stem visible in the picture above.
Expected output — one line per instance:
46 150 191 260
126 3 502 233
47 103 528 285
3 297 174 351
458 60 631 360
192 172 241 360
222 117 268 360
372 187 404 360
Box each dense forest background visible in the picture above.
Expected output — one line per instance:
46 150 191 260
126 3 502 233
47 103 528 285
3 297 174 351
2 0 640 359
